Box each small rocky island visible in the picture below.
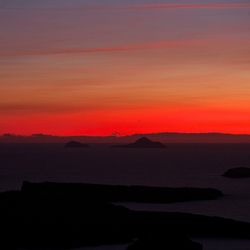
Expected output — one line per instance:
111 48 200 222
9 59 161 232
222 167 250 178
114 137 166 148
65 141 89 148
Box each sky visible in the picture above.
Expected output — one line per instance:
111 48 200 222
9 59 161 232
0 0 250 135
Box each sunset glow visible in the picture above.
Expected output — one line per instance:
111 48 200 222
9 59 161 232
0 0 250 135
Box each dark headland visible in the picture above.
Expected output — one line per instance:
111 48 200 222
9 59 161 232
222 167 250 178
21 181 223 203
1 181 250 249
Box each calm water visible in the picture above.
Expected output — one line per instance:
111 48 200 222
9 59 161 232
1 143 250 249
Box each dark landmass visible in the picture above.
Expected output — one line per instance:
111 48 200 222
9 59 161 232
2 132 250 143
1 184 250 249
22 181 223 203
64 141 89 148
0 190 132 248
126 232 203 250
113 137 166 148
222 167 250 178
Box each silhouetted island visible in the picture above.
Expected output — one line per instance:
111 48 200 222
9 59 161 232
22 181 223 203
222 167 250 178
65 141 89 148
113 137 166 148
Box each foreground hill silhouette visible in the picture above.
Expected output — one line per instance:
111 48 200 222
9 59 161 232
0 181 250 249
113 137 166 148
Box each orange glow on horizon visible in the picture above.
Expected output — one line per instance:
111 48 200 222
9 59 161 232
1 1 249 136
2 104 250 136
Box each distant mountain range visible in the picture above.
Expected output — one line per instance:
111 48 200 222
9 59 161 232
1 132 250 143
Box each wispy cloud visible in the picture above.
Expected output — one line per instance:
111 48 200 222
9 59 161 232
128 3 250 10
0 102 100 114
1 3 250 12
0 39 205 58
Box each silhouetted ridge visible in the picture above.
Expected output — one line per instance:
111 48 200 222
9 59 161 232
3 132 250 143
114 137 166 148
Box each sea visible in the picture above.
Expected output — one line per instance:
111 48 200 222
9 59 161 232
1 143 250 250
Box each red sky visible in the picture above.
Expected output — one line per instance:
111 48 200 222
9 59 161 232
0 1 250 135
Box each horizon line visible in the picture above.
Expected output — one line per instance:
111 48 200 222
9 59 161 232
2 131 250 137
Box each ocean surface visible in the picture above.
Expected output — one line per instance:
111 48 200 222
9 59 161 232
1 143 250 249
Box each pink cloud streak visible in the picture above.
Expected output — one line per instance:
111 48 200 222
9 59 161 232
1 3 250 12
129 3 250 10
0 39 205 58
